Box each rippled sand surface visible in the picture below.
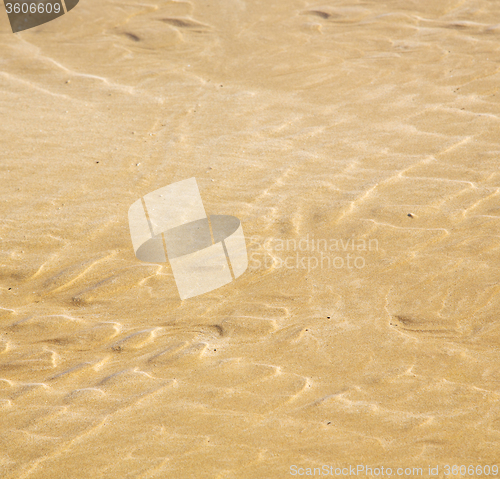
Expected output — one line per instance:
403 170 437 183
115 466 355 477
2 0 500 477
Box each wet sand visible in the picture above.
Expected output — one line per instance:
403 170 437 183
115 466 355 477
1 0 500 477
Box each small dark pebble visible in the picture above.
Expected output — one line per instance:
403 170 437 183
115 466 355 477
407 213 413 218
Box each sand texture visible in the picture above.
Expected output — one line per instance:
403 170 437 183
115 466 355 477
1 0 500 477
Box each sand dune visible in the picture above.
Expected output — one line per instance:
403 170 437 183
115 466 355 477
1 0 500 477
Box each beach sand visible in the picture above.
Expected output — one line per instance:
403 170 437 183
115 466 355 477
1 0 500 477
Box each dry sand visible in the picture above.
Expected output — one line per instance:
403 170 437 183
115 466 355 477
1 0 500 477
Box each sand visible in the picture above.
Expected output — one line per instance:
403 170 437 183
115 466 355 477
1 0 500 477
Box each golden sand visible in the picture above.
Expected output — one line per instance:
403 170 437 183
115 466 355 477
1 0 500 477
